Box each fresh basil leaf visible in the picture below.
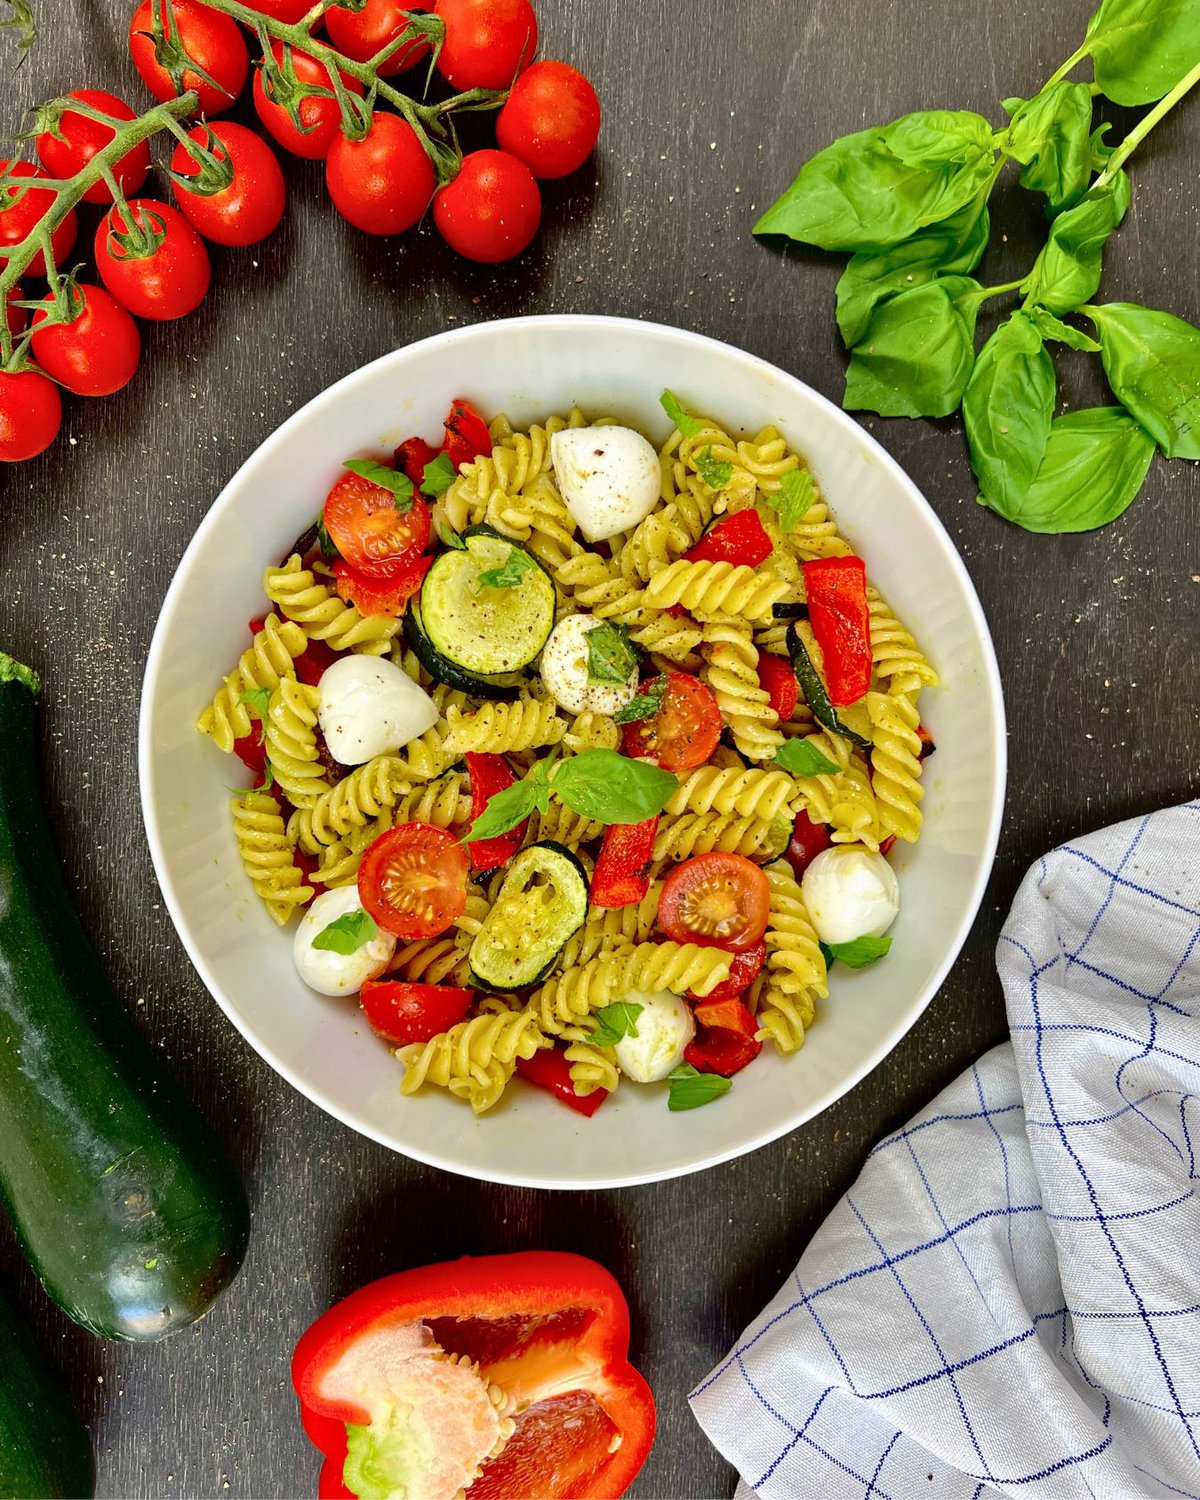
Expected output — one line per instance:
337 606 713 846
844 276 983 419
992 407 1156 533
766 468 817 531
818 940 836 969
476 547 535 589
419 451 456 497
590 1001 644 1047
774 738 841 777
316 513 340 560
586 621 637 685
835 201 990 346
695 445 734 491
1084 302 1200 459
755 117 994 251
1022 176 1130 315
550 749 678 825
344 458 415 514
827 934 892 968
660 389 704 437
313 908 379 955
667 1063 733 1111
885 109 996 168
436 519 467 550
1002 82 1095 215
239 686 271 721
1026 306 1101 352
1085 0 1200 106
461 778 544 843
963 310 1056 514
613 677 666 725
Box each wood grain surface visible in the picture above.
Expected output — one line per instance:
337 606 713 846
1 1 1197 1496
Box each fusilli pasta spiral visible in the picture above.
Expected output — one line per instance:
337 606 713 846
442 695 567 756
665 765 799 821
867 688 925 842
699 617 784 762
198 613 307 753
398 1009 547 1114
645 560 790 622
264 678 329 809
230 791 311 925
652 811 790 864
264 555 400 654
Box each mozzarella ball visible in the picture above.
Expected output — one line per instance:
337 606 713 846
539 613 638 716
801 845 900 947
550 425 662 542
317 655 438 766
613 989 696 1084
293 886 396 997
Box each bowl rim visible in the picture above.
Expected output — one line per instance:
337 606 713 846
139 312 1007 1190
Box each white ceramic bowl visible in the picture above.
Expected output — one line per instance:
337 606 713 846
140 315 1005 1190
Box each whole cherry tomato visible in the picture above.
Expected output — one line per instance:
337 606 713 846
171 122 286 247
129 0 249 116
0 368 62 463
239 0 313 19
0 161 78 278
35 89 151 204
434 0 537 90
253 41 365 160
433 149 541 263
94 200 211 321
325 0 431 74
496 61 600 179
325 112 435 236
30 284 141 397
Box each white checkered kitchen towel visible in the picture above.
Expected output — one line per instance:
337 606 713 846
690 802 1200 1499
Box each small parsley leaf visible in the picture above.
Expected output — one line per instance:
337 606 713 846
695 445 734 490
344 458 414 514
774 738 840 777
660 388 704 438
419 451 457 497
477 547 536 589
827 935 892 968
586 621 638 685
767 469 817 531
668 1063 733 1111
613 676 666 725
436 519 467 550
590 1001 644 1047
313 908 379 955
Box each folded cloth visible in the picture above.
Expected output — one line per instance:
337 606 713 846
690 802 1200 1499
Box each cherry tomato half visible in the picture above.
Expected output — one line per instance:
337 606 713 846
358 822 469 940
324 467 431 573
359 980 473 1045
442 398 492 467
658 852 771 952
35 90 150 204
686 940 766 1003
0 368 62 463
434 0 537 90
325 112 435 236
30 284 141 397
325 0 432 74
332 554 431 616
171 121 286 247
94 200 211 321
0 161 78 277
621 672 722 773
129 0 249 116
253 42 365 161
496 61 600 180
433 149 541 264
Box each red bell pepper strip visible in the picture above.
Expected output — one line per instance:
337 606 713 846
359 981 473 1046
802 555 871 707
684 508 773 568
686 940 765 1003
590 817 659 909
918 723 936 760
292 1252 654 1500
464 753 526 873
755 652 799 721
333 554 431 618
785 809 832 879
516 1047 609 1118
442 398 493 469
684 997 762 1077
393 435 441 487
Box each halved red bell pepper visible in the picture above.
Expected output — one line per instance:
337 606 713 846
292 1252 654 1500
755 653 799 721
802 555 871 707
684 509 772 568
333 554 431 618
785 809 832 879
684 997 762 1077
465 753 526 873
590 817 659 909
442 398 493 469
516 1047 608 1118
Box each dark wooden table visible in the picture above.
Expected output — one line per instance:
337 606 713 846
2 1 1197 1495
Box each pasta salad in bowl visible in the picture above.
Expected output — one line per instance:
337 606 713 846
141 316 1004 1187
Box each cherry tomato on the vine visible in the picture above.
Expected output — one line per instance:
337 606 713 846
253 42 365 160
325 0 432 74
5 284 23 341
326 113 434 236
239 0 314 21
433 149 541 263
30 285 141 397
171 122 286 247
35 90 151 204
129 0 249 116
94 200 211 321
433 0 537 90
0 368 62 463
0 162 78 278
496 61 601 180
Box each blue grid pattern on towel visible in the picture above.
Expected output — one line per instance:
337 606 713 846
689 803 1200 1499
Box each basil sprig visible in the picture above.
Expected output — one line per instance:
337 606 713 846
591 1002 644 1047
614 676 666 725
344 458 414 515
462 749 679 844
419 451 457 497
774 738 841 777
668 1064 733 1112
313 908 379 955
477 547 535 589
586 621 637 686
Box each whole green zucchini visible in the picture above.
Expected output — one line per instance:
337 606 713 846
0 1285 94 1498
0 652 249 1341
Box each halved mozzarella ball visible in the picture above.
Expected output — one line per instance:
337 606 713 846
801 845 899 947
317 655 438 767
550 425 662 542
539 613 637 716
293 886 396 997
613 989 695 1083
